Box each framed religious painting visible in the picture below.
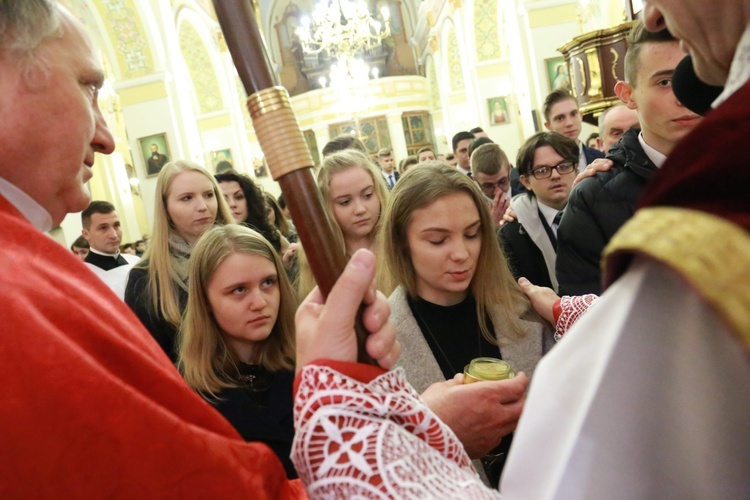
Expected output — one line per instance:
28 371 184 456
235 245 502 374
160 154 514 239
210 148 234 173
138 133 171 177
545 57 572 93
253 157 269 178
487 97 510 125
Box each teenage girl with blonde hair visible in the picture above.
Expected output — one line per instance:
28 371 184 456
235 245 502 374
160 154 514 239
380 163 555 486
179 224 298 478
125 160 234 361
296 149 389 297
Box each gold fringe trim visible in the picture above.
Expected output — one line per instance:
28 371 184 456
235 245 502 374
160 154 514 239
604 207 750 351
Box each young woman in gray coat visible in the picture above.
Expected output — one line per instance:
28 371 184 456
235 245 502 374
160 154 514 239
380 164 556 487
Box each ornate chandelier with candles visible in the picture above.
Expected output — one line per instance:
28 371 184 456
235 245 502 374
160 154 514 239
295 0 391 60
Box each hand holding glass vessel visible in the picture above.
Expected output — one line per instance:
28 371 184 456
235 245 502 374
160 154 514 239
463 357 515 384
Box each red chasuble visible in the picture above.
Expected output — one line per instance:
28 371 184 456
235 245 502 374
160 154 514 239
0 195 304 497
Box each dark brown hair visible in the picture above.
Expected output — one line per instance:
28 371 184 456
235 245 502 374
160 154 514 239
515 132 579 177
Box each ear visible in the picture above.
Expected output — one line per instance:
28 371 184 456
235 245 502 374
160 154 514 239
615 81 637 110
544 121 552 131
519 175 534 192
596 137 604 151
81 228 90 241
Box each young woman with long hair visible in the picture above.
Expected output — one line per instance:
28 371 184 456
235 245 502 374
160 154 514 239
179 224 298 478
296 149 389 296
264 191 297 244
215 171 289 254
379 163 555 486
125 160 234 362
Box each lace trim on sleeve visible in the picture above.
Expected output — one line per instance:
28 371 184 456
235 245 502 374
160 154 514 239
292 366 500 498
555 294 599 341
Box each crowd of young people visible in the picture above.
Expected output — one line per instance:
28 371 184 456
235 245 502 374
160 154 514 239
3 1 747 495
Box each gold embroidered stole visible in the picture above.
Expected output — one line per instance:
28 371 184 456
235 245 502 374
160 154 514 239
603 207 750 351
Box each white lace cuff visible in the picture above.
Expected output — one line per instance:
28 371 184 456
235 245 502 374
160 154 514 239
292 365 500 498
555 294 599 341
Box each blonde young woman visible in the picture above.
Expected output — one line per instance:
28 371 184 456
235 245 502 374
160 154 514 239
179 224 298 478
380 164 555 486
125 161 234 362
296 149 389 296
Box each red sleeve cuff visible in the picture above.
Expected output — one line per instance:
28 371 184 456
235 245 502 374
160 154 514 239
553 298 563 324
294 359 387 395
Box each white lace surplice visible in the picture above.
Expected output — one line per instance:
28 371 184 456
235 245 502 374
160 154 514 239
292 366 501 498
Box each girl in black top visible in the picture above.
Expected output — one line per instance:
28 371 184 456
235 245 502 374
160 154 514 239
179 224 298 478
125 161 234 361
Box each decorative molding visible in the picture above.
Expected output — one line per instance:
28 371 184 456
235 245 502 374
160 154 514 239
426 55 442 110
446 27 464 91
429 34 440 54
178 21 223 114
474 0 501 62
96 0 155 78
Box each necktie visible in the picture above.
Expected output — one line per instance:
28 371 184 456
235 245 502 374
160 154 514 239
388 174 394 188
553 211 563 226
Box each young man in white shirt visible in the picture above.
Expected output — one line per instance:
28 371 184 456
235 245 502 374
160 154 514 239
377 147 399 189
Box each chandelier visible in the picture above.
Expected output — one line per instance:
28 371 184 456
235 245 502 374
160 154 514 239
320 55 379 89
295 0 391 60
316 55 378 116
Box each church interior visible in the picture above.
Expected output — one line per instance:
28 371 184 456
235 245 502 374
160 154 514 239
53 0 641 247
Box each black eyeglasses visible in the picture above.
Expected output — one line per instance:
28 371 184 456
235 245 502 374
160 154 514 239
530 161 576 179
479 177 511 193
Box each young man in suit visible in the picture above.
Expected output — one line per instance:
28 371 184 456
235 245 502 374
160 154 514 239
376 147 399 189
470 143 512 228
81 200 139 298
451 131 475 176
499 132 577 291
543 89 605 171
82 200 139 271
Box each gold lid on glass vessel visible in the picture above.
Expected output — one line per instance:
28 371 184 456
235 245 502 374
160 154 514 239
463 357 515 383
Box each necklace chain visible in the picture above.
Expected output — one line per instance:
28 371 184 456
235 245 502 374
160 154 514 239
411 301 483 376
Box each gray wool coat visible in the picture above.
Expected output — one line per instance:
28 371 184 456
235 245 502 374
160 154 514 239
389 285 555 394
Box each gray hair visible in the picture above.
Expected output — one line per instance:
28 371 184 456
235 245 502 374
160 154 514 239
0 0 61 57
0 0 63 89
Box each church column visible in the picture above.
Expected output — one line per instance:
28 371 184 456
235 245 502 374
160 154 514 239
313 123 330 162
386 111 409 160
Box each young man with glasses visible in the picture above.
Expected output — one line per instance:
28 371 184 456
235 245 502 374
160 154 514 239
470 143 512 228
499 132 577 291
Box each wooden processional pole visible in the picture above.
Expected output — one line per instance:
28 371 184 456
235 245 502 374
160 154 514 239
212 0 376 364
